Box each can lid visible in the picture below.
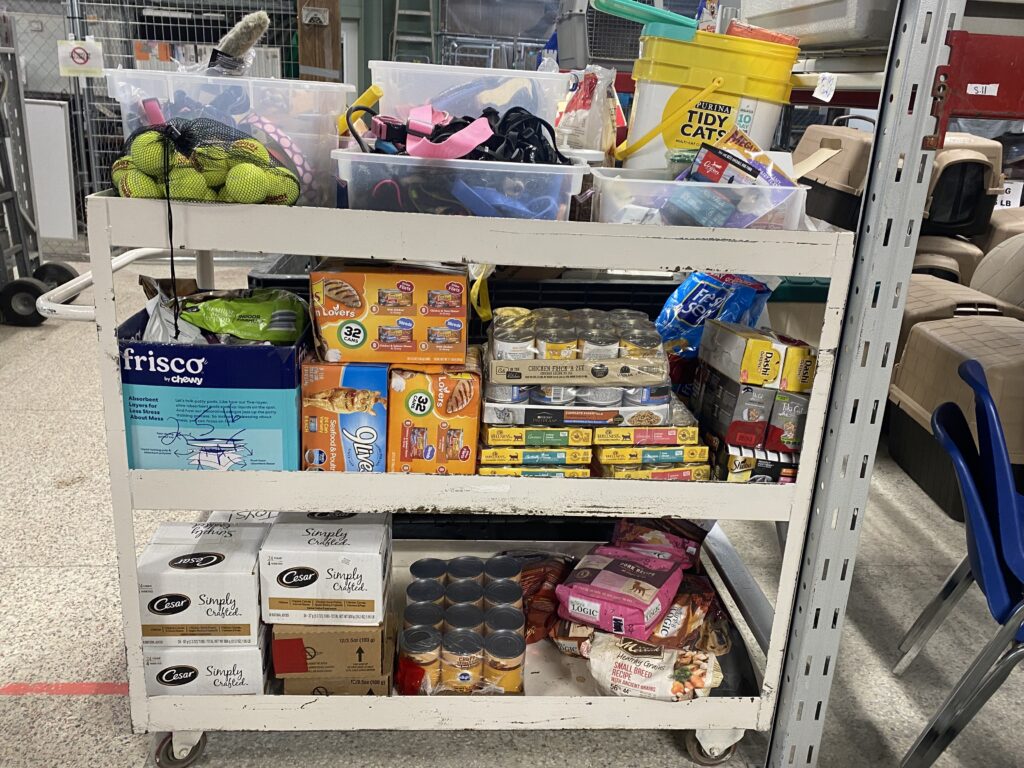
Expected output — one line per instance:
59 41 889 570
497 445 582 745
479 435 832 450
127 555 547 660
447 556 485 580
484 555 522 581
409 558 447 581
485 578 523 604
492 324 535 343
406 578 444 602
485 629 527 659
580 326 620 345
445 603 485 628
400 626 442 654
404 601 443 625
446 578 484 602
485 606 526 632
442 628 485 654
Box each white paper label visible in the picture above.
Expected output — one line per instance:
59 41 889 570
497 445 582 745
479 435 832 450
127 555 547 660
997 180 1023 209
813 72 838 103
967 83 1000 97
58 39 104 77
568 595 601 621
301 6 330 25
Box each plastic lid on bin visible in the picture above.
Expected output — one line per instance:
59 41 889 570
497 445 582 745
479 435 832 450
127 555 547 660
591 0 699 31
641 22 697 43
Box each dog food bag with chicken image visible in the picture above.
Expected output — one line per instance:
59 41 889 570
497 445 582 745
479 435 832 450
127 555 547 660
301 362 388 472
555 546 685 640
588 634 723 701
387 347 482 474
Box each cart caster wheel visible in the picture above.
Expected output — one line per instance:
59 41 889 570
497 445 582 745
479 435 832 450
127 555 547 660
0 277 47 326
32 261 80 302
155 733 207 767
684 730 737 766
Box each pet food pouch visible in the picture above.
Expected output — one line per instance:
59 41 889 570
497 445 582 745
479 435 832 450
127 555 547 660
648 574 718 649
555 546 684 639
503 551 577 644
588 634 723 701
549 619 595 658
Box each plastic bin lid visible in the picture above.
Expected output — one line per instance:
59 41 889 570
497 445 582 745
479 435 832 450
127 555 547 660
641 22 697 43
591 0 698 29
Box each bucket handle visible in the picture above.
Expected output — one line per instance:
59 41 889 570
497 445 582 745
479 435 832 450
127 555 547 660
614 77 725 162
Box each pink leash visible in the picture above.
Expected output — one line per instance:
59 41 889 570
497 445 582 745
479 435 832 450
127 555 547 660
404 105 494 160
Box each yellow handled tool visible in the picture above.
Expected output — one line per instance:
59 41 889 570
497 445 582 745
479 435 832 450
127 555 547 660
338 84 384 136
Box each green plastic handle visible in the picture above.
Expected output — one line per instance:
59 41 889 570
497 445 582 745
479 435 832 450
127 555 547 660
589 0 699 28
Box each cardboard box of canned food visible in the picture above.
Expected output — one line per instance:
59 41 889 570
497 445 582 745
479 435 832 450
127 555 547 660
706 432 799 483
272 621 390 679
481 426 593 447
592 426 699 445
486 356 668 386
699 320 817 393
594 444 709 465
599 463 712 481
144 631 268 696
281 674 391 695
479 447 593 465
478 465 592 478
482 400 672 428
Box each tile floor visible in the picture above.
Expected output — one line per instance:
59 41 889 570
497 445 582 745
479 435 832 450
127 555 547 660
0 262 1020 767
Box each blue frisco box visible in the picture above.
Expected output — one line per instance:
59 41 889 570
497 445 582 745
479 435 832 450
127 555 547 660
117 310 307 471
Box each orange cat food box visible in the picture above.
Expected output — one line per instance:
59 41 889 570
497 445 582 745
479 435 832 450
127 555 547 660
301 363 389 472
387 347 482 475
310 265 468 365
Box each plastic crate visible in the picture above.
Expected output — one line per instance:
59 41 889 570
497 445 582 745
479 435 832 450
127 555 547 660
743 0 896 48
332 149 588 221
105 69 355 207
368 60 571 124
591 167 808 230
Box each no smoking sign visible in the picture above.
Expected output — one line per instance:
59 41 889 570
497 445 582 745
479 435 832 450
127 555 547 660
58 39 104 77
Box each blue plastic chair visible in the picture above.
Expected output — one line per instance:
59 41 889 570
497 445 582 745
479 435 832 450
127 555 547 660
899 370 1024 767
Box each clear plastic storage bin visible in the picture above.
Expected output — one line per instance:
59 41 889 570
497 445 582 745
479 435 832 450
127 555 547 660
590 168 808 230
105 69 355 207
369 61 571 124
332 149 588 221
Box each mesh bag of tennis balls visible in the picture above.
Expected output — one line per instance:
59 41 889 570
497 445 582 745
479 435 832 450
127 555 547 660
111 117 300 205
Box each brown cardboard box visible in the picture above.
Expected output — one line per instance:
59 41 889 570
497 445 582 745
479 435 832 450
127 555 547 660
282 674 391 696
272 623 387 678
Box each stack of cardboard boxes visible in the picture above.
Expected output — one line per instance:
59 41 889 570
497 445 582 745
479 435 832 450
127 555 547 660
304 264 482 476
692 320 817 483
138 522 269 696
262 512 393 695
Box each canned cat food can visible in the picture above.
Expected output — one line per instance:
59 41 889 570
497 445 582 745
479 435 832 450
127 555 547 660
399 626 442 692
483 630 527 693
404 601 444 631
493 306 532 323
609 308 650 323
622 385 673 406
620 328 663 357
441 629 485 693
445 578 485 608
406 578 445 606
530 385 576 406
576 385 624 407
484 579 524 610
485 382 532 404
531 307 572 321
569 308 607 324
491 325 536 360
485 606 526 637
579 328 621 359
484 555 522 584
444 603 485 634
535 327 579 360
447 555 485 583
410 557 447 583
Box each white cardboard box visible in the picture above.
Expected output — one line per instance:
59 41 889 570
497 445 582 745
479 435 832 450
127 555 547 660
206 510 280 524
260 514 390 626
143 630 267 696
138 523 266 647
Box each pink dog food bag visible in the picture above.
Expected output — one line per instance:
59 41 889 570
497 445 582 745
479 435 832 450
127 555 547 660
612 519 707 566
555 545 685 640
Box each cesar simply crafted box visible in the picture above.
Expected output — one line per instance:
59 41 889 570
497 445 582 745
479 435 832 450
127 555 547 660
301 362 388 471
310 266 467 364
143 631 267 696
387 348 482 474
259 514 390 625
118 310 304 471
138 523 266 647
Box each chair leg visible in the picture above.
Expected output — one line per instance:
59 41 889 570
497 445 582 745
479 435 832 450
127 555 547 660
901 601 1024 768
893 556 974 676
914 644 1024 768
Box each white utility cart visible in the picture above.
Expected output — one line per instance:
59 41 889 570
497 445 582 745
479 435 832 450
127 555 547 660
84 195 853 766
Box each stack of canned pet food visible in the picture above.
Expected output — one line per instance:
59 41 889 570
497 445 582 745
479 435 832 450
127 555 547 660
482 306 677 438
397 555 527 695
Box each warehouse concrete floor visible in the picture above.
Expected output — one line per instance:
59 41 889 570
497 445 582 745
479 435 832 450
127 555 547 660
0 263 1020 767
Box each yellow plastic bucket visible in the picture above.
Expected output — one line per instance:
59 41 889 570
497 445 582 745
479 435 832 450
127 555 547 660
620 29 800 169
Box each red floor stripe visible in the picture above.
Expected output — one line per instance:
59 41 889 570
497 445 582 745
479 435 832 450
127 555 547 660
0 682 128 695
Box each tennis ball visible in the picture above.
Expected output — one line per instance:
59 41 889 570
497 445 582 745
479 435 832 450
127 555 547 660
110 156 136 187
130 131 171 177
224 163 269 204
265 169 299 205
192 145 230 188
216 186 235 203
117 170 163 199
166 168 208 202
230 138 271 168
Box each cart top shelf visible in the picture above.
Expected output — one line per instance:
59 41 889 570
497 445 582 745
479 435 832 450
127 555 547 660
87 193 853 279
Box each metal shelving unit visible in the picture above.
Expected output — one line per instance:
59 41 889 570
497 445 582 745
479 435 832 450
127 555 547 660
87 195 852 763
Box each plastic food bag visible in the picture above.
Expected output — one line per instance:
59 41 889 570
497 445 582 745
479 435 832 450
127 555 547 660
556 65 616 153
588 634 723 701
501 550 577 644
178 289 308 344
611 518 708 565
648 573 717 649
